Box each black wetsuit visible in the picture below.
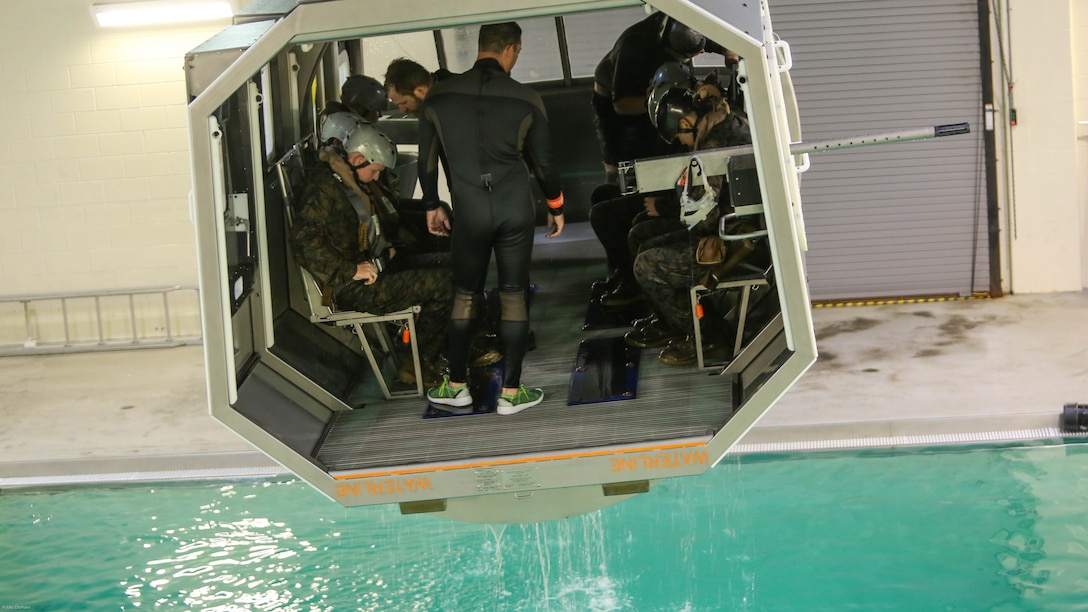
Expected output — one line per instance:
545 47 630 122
418 57 562 387
592 11 677 165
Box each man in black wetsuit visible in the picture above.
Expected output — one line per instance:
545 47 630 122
383 57 455 116
418 22 565 416
592 11 720 182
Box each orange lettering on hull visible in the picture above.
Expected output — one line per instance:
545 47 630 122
610 451 709 472
336 476 433 498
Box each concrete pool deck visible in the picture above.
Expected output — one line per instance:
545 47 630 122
2 290 1086 483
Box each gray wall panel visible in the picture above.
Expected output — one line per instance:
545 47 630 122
771 0 990 299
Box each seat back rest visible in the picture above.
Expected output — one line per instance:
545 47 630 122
272 139 341 324
300 268 338 323
273 139 314 226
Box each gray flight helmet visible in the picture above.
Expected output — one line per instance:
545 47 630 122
320 111 368 146
343 122 398 168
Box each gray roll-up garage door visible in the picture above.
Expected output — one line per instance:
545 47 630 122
769 0 990 300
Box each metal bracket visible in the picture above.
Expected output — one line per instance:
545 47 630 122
617 160 637 195
227 193 250 232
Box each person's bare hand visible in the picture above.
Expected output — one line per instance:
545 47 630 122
546 212 564 238
353 261 379 285
644 196 660 217
427 207 451 236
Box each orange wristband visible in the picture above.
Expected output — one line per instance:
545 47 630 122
546 192 564 211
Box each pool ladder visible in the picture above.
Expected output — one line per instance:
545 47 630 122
0 285 203 356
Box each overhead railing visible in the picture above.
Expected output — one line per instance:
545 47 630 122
0 285 203 356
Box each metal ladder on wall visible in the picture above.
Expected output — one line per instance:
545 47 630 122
0 285 203 356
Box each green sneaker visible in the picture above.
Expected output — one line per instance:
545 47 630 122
427 376 472 407
496 385 544 416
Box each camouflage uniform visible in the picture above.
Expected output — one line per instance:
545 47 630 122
291 163 452 362
632 109 754 339
367 170 453 258
632 217 718 335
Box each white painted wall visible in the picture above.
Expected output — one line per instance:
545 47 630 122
1003 0 1086 292
0 1 1084 348
0 1 229 345
1074 1 1088 290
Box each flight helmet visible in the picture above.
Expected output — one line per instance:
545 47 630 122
661 17 706 57
319 111 367 146
343 122 398 168
678 155 717 229
341 75 389 115
648 61 697 143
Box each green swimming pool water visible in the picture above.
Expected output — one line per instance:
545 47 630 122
2 441 1087 611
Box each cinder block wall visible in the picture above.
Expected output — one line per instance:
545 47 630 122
0 1 225 345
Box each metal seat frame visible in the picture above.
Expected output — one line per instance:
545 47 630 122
299 267 423 399
689 266 770 370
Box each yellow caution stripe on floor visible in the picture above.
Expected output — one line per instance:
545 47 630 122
812 292 991 309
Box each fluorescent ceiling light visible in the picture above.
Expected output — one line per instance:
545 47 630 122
91 1 233 28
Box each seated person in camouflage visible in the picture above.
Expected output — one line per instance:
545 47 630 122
589 66 731 307
622 69 742 268
319 110 450 263
292 120 451 386
626 84 763 367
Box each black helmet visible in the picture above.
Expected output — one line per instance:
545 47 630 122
341 75 388 115
649 60 695 92
661 18 706 57
648 62 697 143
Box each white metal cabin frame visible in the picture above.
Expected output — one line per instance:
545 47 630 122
186 0 816 523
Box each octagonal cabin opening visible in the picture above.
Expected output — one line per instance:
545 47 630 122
185 0 816 523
